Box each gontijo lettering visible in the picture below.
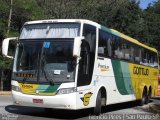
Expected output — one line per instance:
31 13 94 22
133 66 149 76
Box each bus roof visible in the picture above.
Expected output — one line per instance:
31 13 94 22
24 19 157 53
24 19 99 26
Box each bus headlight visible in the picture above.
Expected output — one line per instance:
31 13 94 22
12 85 21 92
57 87 77 95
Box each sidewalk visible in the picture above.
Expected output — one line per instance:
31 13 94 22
0 91 11 95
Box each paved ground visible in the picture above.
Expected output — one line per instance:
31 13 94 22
0 95 160 120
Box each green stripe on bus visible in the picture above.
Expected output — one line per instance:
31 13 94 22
38 84 60 93
111 60 134 95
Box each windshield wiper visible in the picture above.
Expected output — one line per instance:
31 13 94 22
18 65 37 70
40 50 54 84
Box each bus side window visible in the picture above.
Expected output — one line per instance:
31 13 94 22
148 51 153 67
142 49 149 66
98 29 111 58
153 53 158 68
140 48 158 68
112 36 119 59
134 45 140 64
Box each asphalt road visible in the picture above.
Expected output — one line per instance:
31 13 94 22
0 95 160 120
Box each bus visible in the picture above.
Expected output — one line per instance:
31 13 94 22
2 19 159 115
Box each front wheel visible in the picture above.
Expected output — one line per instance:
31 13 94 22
94 91 102 115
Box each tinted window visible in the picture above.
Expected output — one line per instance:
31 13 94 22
98 30 112 57
77 24 96 86
98 29 158 68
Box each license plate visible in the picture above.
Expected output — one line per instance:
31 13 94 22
33 99 43 104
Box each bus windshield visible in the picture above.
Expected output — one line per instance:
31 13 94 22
13 40 76 83
12 22 80 83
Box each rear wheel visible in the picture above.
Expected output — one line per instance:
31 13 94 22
145 94 149 104
139 89 148 106
94 91 102 115
147 88 152 103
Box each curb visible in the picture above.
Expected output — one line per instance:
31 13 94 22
149 104 160 114
0 91 11 95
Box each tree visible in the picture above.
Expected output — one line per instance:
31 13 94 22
10 0 46 36
7 0 13 37
0 0 9 39
143 1 160 51
36 0 130 25
0 0 46 69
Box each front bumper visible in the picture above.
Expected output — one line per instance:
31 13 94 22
12 90 77 110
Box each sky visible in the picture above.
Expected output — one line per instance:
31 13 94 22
139 0 158 9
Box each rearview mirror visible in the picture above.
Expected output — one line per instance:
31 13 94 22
2 37 17 59
73 36 84 58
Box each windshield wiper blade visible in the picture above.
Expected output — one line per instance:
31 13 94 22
40 53 55 84
19 65 36 69
43 68 54 84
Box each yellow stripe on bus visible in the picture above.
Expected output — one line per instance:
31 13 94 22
111 29 157 52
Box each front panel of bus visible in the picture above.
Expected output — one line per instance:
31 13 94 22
11 22 84 109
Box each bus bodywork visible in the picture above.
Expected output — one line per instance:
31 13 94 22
2 19 159 115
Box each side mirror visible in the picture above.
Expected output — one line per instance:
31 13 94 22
73 36 84 58
2 37 17 59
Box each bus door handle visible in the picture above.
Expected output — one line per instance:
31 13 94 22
113 89 116 92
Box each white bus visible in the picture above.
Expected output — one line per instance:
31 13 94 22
2 19 159 115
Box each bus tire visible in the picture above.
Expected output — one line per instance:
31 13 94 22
145 93 150 104
145 95 149 104
94 91 102 115
139 89 147 106
144 88 149 104
147 87 152 103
